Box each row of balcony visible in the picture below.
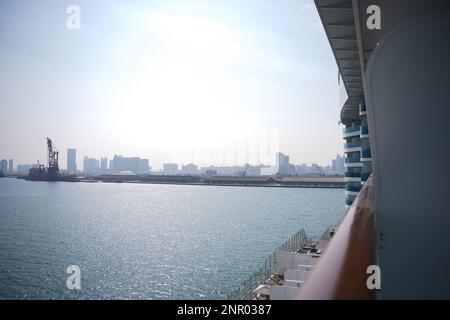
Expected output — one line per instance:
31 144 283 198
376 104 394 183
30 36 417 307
343 125 369 135
345 172 360 178
343 96 370 209
344 142 360 149
343 125 369 137
345 157 361 164
346 185 362 193
343 126 360 134
343 143 371 155
344 171 372 181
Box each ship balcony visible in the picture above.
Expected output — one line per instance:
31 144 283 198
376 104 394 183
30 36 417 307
345 185 361 196
360 125 369 138
361 172 371 182
344 157 363 168
343 142 361 153
345 196 356 206
344 171 361 182
343 126 361 138
361 148 372 161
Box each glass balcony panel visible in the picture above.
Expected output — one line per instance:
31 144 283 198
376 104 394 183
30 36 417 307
345 172 361 178
361 148 371 158
345 158 361 163
361 125 369 135
343 126 361 134
344 142 361 149
346 185 362 192
361 172 371 181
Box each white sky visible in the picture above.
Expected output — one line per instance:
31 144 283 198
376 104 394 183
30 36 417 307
0 0 343 170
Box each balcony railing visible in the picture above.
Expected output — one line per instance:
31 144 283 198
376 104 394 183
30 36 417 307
344 142 361 149
344 172 361 178
361 125 369 135
361 148 371 159
343 126 361 134
345 157 361 164
361 172 371 181
296 176 375 299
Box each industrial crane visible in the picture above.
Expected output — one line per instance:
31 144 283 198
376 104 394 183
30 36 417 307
46 137 59 180
27 137 78 182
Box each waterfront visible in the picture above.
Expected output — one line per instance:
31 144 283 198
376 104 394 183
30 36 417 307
0 178 344 299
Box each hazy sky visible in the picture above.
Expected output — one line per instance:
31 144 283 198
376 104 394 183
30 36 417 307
0 0 343 170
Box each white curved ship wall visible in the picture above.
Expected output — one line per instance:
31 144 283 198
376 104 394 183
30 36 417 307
366 13 450 299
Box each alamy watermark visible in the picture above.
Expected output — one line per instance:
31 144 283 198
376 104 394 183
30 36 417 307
366 265 381 290
169 128 280 167
66 265 81 290
366 5 381 30
66 5 81 30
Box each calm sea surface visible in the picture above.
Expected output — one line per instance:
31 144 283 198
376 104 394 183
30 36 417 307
0 178 344 299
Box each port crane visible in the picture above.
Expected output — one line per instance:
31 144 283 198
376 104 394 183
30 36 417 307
47 137 59 179
27 137 77 182
27 137 61 181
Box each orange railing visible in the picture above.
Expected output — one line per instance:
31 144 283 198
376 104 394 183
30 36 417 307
296 176 376 299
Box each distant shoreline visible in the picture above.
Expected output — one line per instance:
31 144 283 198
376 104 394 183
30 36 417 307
6 175 346 189
100 181 345 189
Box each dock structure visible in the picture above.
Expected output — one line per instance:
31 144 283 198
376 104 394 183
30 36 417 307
203 176 277 186
97 174 202 184
278 177 345 188
92 174 345 188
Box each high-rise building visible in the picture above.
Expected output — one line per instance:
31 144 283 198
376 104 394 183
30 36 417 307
163 163 178 175
67 149 77 174
276 152 287 176
112 155 138 173
0 159 7 174
336 154 345 175
295 164 307 176
139 159 150 174
111 155 150 174
181 164 198 175
275 152 295 176
332 154 345 175
260 165 277 176
100 157 108 172
245 164 261 176
83 156 99 175
342 97 372 208
8 159 13 173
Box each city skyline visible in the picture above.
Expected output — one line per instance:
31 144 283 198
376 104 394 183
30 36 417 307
1 149 345 177
1 132 345 171
0 0 343 170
